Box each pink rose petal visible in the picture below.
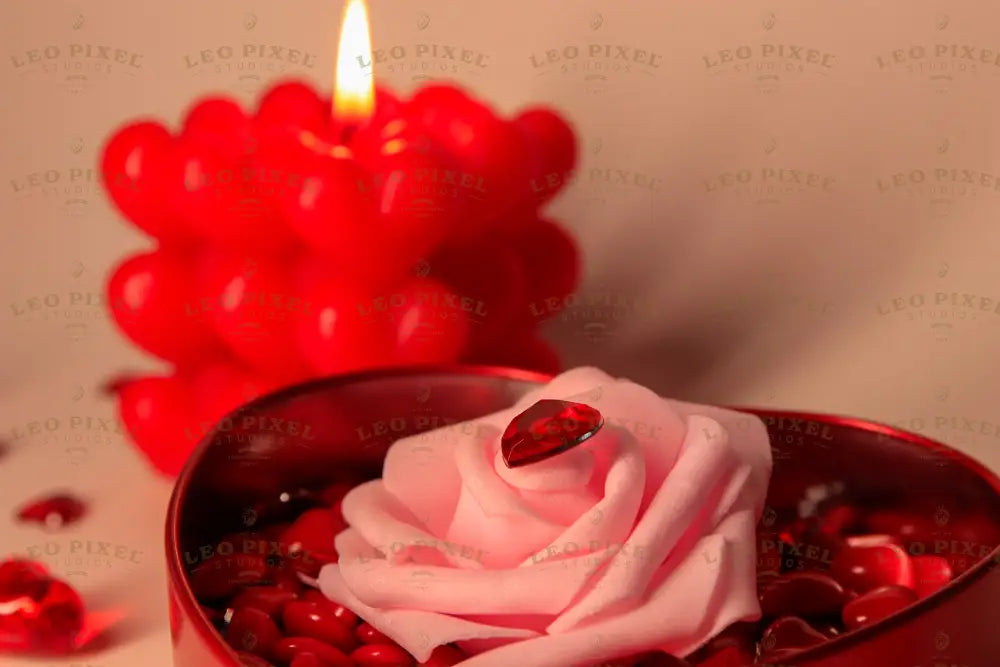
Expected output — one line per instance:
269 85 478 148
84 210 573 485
548 416 740 633
341 482 484 569
317 564 537 662
335 528 618 615
314 368 772 666
518 432 645 567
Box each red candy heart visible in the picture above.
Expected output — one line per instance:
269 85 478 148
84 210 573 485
228 585 297 620
356 621 392 645
189 554 270 601
226 606 281 657
758 571 851 618
694 644 755 666
911 555 953 598
282 601 358 653
351 642 416 667
830 543 915 593
279 508 347 576
501 400 604 468
290 653 325 667
0 559 85 654
841 584 917 630
758 616 827 656
273 636 353 667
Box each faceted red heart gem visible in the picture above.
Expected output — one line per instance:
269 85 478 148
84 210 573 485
841 584 917 630
0 559 85 654
501 400 603 468
830 543 915 593
758 571 851 617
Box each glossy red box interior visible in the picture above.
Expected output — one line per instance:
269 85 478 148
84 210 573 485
165 366 1000 666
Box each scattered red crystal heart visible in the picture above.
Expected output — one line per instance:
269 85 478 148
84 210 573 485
500 399 603 468
0 559 85 654
15 494 87 530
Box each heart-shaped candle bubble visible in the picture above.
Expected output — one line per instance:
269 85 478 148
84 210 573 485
500 399 604 468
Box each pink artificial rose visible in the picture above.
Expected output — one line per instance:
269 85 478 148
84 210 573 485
316 367 773 666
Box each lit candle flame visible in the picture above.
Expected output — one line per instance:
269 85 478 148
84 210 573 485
333 0 374 125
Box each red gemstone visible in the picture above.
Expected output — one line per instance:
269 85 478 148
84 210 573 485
15 494 87 529
0 559 85 654
290 653 325 667
500 400 603 468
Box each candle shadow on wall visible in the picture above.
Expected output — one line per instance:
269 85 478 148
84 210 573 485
559 156 922 403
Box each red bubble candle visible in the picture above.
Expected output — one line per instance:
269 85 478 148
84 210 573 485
100 0 581 477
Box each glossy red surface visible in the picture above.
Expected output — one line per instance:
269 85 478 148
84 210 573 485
166 366 1000 667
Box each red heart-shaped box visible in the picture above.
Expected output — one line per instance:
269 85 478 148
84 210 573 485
165 366 1000 667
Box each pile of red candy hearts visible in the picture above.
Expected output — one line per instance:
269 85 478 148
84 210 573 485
99 79 580 477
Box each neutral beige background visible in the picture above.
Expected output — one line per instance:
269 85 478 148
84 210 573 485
3 1 1000 665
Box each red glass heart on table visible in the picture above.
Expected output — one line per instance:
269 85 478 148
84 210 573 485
501 400 603 468
15 494 87 530
0 559 85 654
